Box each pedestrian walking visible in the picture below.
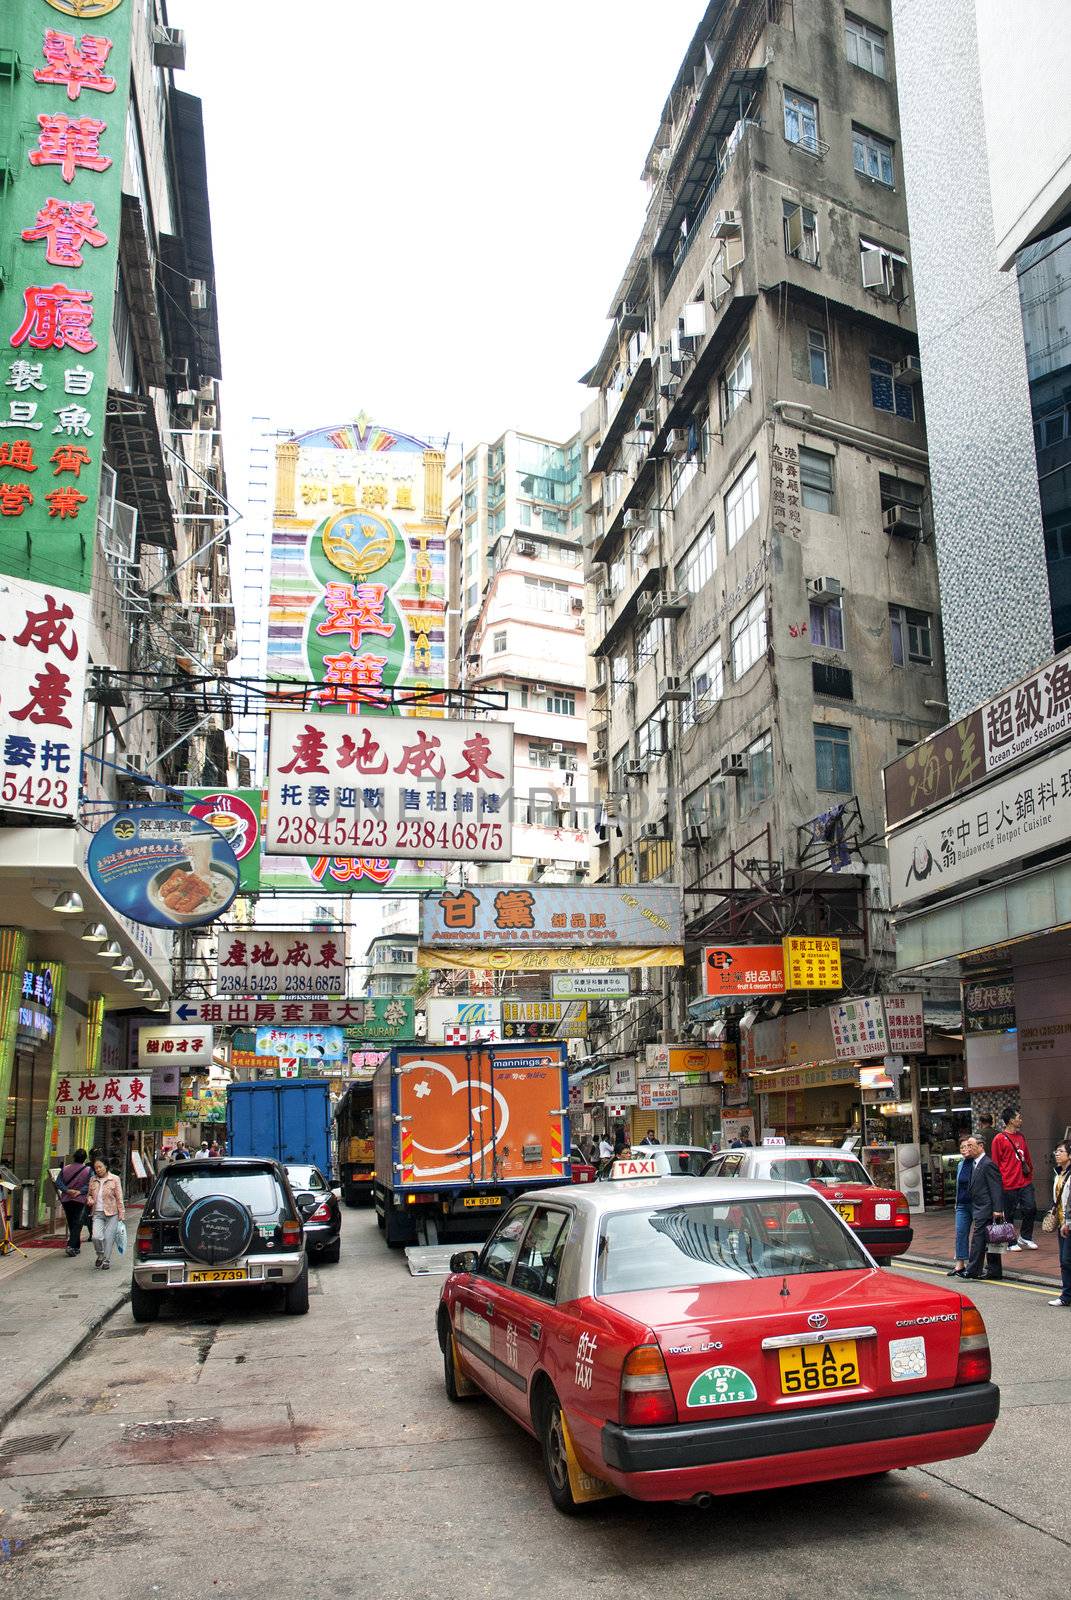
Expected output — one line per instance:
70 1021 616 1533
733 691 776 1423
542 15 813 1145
598 1135 613 1161
977 1112 997 1155
87 1155 125 1271
991 1106 1039 1250
198 1140 210 1156
1048 1140 1071 1309
961 1134 1006 1281
56 1148 91 1257
947 1135 973 1277
638 1128 660 1146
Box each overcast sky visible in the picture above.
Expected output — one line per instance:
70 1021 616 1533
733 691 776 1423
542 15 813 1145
168 0 702 463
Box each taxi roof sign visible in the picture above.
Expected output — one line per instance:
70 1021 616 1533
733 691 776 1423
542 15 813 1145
610 1156 659 1179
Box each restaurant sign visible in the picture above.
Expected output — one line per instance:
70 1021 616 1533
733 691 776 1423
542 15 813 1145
265 711 513 861
703 943 786 998
421 885 682 949
887 741 1071 909
962 978 1016 1034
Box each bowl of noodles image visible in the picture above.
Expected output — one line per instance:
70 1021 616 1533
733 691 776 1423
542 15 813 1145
145 860 238 927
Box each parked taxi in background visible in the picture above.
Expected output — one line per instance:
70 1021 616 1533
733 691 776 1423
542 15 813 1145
436 1177 997 1513
704 1146 913 1264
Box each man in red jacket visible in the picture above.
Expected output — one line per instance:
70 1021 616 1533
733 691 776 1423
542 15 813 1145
991 1106 1038 1250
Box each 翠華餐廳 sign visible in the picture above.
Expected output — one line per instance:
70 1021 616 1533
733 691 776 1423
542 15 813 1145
0 3 135 596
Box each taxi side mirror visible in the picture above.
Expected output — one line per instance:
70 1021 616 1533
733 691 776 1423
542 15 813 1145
450 1249 479 1274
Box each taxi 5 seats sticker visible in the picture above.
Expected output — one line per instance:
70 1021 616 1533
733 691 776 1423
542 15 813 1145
686 1365 758 1407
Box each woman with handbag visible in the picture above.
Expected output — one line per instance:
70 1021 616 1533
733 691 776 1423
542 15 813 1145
56 1147 91 1257
1047 1140 1071 1308
86 1155 125 1271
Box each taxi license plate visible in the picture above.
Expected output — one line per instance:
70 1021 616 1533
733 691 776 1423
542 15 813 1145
187 1269 247 1283
462 1196 501 1209
834 1203 856 1223
779 1339 859 1394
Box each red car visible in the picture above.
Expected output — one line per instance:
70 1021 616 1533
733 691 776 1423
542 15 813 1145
704 1147 913 1263
569 1145 597 1184
437 1177 998 1513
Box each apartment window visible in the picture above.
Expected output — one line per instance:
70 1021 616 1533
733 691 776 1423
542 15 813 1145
493 631 507 653
528 741 558 769
725 457 760 550
609 555 627 596
815 724 852 792
670 453 698 508
745 731 773 808
809 596 844 649
808 327 829 387
1036 406 1070 451
1045 523 1071 562
610 653 630 688
614 848 636 886
730 591 767 680
783 88 819 153
464 489 477 513
638 837 673 883
465 456 476 482
525 576 569 613
684 786 708 829
636 713 666 762
635 615 666 666
860 239 908 302
611 747 629 796
783 200 819 266
722 340 752 420
799 447 835 513
675 517 717 595
870 356 915 421
546 689 576 716
683 641 724 728
852 125 894 187
519 502 532 527
845 13 887 77
889 604 933 666
466 581 479 608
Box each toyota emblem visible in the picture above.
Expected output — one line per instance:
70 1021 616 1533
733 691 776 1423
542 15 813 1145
808 1312 829 1330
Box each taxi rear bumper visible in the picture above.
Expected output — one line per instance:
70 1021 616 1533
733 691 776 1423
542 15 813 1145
857 1225 913 1255
601 1381 999 1477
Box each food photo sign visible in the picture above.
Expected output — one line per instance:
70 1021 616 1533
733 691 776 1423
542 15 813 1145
87 806 240 929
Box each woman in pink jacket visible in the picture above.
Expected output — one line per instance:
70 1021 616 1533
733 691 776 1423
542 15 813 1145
87 1155 125 1270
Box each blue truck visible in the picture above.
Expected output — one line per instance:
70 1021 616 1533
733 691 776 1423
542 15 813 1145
372 1043 572 1247
226 1079 333 1175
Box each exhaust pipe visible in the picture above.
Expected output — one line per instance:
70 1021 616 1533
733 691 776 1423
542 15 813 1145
692 1492 713 1508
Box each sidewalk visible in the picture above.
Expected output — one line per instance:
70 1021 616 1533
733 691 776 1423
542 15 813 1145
0 1213 137 1431
902 1204 1062 1285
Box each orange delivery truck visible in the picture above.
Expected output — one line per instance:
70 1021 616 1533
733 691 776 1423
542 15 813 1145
372 1043 572 1247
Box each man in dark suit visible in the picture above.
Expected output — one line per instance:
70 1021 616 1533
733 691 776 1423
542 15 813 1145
962 1134 1006 1281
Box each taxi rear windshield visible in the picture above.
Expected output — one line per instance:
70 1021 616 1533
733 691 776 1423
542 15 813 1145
768 1157 872 1186
157 1171 282 1219
596 1198 868 1293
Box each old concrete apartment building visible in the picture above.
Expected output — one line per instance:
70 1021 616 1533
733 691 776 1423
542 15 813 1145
582 0 943 1047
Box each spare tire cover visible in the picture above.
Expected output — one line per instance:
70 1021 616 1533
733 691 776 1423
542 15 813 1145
180 1194 255 1265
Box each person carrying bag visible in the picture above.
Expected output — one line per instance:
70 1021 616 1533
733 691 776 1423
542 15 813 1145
1046 1141 1071 1308
56 1148 92 1257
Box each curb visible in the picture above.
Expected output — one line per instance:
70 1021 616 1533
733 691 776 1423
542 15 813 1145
901 1250 1059 1291
0 1285 129 1434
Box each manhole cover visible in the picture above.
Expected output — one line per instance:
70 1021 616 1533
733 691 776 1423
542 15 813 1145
0 1430 71 1461
121 1416 221 1443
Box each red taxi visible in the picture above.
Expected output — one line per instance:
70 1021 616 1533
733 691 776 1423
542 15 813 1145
704 1147 913 1263
436 1177 998 1513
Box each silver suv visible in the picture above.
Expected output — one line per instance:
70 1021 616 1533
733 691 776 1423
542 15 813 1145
131 1158 309 1322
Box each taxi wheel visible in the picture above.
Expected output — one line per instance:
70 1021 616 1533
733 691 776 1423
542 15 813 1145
443 1333 467 1402
539 1390 582 1516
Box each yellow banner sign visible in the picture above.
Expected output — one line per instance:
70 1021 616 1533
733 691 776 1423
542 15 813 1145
782 936 842 990
418 946 684 972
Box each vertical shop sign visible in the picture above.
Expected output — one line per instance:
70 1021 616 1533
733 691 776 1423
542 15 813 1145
0 1 134 596
0 579 89 818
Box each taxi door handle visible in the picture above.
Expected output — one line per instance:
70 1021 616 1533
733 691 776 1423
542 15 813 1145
529 1322 542 1340
484 1301 495 1319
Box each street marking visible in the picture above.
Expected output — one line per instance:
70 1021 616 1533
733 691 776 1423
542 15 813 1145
892 1262 1056 1297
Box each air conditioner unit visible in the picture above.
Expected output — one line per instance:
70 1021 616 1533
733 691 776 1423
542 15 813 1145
654 591 688 619
711 208 742 239
895 354 922 386
640 822 668 841
807 576 843 604
570 595 583 614
551 742 564 753
635 408 655 430
200 403 217 427
721 753 749 778
174 389 197 411
684 822 710 846
168 356 190 385
535 683 547 694
625 760 648 778
593 742 608 764
665 429 690 456
517 539 537 556
622 509 641 529
658 675 691 703
152 26 187 68
595 588 611 610
189 279 208 312
883 503 923 537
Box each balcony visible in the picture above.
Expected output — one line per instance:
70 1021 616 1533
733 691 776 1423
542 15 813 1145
812 661 854 701
590 352 653 478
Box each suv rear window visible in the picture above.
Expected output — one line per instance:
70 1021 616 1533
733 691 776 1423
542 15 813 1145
596 1197 868 1292
158 1170 283 1219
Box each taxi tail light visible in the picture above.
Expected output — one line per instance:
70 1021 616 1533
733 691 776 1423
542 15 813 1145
282 1221 301 1247
308 1201 333 1223
894 1199 911 1227
621 1344 677 1427
135 1225 153 1259
956 1305 991 1385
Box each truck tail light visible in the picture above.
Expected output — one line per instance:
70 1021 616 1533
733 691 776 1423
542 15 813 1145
308 1202 332 1223
620 1344 677 1427
282 1221 301 1247
135 1225 153 1259
894 1199 911 1227
956 1305 991 1385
